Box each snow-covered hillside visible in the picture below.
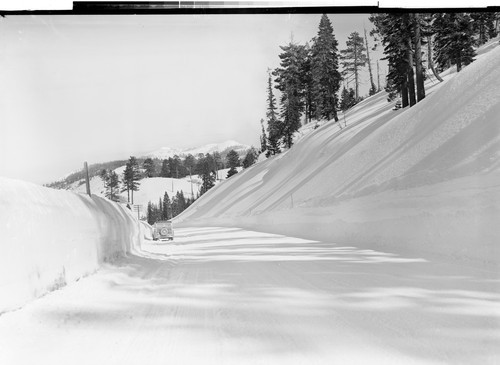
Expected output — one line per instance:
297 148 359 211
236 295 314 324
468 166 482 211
71 166 241 218
0 177 143 313
146 140 249 159
175 41 500 266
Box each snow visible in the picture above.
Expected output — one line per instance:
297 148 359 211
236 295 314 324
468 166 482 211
0 227 498 364
1 38 499 365
146 140 250 160
72 167 241 217
175 42 500 267
0 177 142 313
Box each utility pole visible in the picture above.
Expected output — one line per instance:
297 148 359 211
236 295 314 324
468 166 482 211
189 166 194 199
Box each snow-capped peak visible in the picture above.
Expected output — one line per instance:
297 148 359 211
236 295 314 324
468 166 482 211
146 140 250 159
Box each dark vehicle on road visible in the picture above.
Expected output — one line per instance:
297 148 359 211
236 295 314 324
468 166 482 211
152 220 174 241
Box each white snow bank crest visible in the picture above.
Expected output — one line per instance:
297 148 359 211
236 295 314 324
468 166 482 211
0 177 142 313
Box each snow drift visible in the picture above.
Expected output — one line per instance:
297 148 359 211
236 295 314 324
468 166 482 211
0 177 142 313
175 44 500 266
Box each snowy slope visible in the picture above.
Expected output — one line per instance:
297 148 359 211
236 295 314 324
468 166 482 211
175 43 500 266
0 177 143 313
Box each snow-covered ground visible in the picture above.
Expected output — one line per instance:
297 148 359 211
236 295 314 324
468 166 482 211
0 177 142 313
175 40 500 268
0 227 498 364
1 37 499 365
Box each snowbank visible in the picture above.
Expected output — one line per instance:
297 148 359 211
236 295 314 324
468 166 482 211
0 177 142 313
175 44 500 267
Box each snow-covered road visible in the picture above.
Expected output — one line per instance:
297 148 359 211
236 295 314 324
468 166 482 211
1 227 499 364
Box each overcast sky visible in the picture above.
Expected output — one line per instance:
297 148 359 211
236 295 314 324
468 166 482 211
0 12 386 184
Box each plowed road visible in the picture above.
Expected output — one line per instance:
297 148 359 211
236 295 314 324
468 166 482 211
1 227 498 364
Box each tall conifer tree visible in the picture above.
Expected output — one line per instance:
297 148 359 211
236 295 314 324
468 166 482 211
123 156 141 204
265 71 281 156
433 13 476 73
273 42 307 148
163 191 172 220
310 14 341 122
341 31 368 101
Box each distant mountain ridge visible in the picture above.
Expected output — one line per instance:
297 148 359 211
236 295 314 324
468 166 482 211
146 140 250 159
46 140 251 189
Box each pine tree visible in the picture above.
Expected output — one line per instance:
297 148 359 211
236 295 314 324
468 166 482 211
226 150 240 169
212 152 222 180
310 14 341 122
163 191 172 220
370 13 420 108
471 12 498 46
101 169 120 202
170 155 181 179
226 149 240 178
259 118 268 154
274 41 308 148
433 13 476 73
339 87 357 111
167 157 175 178
301 43 315 124
421 13 444 83
121 164 131 203
184 154 196 176
176 191 186 213
109 171 121 202
147 201 154 225
160 159 170 178
370 14 405 104
341 31 368 101
184 154 196 198
123 156 141 204
99 169 109 184
242 147 258 168
226 167 237 178
265 71 281 156
171 196 179 218
143 157 155 178
198 153 216 196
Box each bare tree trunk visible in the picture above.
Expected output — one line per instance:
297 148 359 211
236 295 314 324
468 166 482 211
377 59 381 91
354 41 359 100
401 76 409 108
427 35 443 82
364 28 376 94
406 51 416 107
414 13 425 102
404 15 416 107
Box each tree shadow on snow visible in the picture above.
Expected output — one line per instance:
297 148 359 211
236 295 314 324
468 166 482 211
39 227 500 363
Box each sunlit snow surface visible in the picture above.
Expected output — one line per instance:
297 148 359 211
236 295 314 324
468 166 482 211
1 36 500 365
175 40 500 267
1 227 498 364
